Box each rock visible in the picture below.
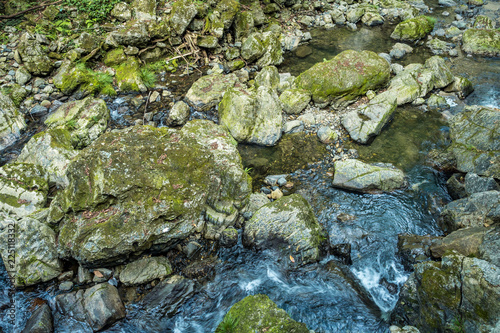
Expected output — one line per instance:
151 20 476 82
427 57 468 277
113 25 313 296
59 281 73 291
255 66 280 90
317 126 338 144
464 173 500 195
111 2 132 22
197 35 219 49
167 100 190 126
120 256 172 286
279 88 311 115
220 227 238 247
479 226 500 267
447 105 500 178
52 61 88 95
390 43 413 59
0 92 26 151
241 32 283 67
462 29 500 57
83 283 126 331
142 275 195 318
427 149 457 173
115 57 147 92
17 32 53 75
446 173 466 200
0 213 62 287
439 191 500 233
49 121 251 266
444 76 474 99
17 129 78 187
391 16 435 41
389 325 420 333
217 294 310 333
215 0 240 30
185 73 238 111
182 257 217 280
392 254 500 332
169 0 197 35
330 8 346 25
15 67 31 85
55 290 88 323
182 241 202 259
132 0 156 21
332 159 407 192
424 56 454 88
219 86 282 146
473 15 494 30
362 12 384 26
241 33 266 62
21 303 53 333
426 94 448 110
242 192 269 220
104 48 127 67
397 234 440 271
341 90 397 144
110 21 150 46
44 97 109 149
430 226 487 259
0 163 48 218
243 194 327 264
234 11 255 42
78 266 93 284
295 50 390 105
283 120 304 134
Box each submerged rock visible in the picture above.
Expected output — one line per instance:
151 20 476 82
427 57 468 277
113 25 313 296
462 29 500 57
142 275 195 318
295 50 390 105
49 121 251 266
217 294 310 333
332 159 407 192
0 92 26 151
390 16 435 41
243 193 327 264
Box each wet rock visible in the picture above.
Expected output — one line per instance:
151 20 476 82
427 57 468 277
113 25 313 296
185 73 238 111
17 32 53 75
446 173 466 200
443 76 474 99
425 56 454 88
22 303 53 333
219 86 282 146
397 234 440 271
49 121 250 267
0 163 48 218
220 227 238 247
295 45 312 58
55 290 88 323
464 173 500 195
182 241 202 258
390 16 435 42
0 213 62 287
390 43 413 59
17 128 78 187
243 193 327 264
242 192 270 220
341 90 397 144
78 266 93 284
167 100 190 126
120 256 172 286
426 94 447 110
462 29 500 57
0 92 26 151
83 283 126 331
169 0 197 35
15 67 31 85
296 50 390 105
317 126 338 144
182 257 217 280
111 2 132 22
439 190 500 233
332 159 407 193
479 226 500 267
283 120 304 134
426 148 457 173
279 88 311 115
143 275 195 318
59 281 73 291
430 226 487 259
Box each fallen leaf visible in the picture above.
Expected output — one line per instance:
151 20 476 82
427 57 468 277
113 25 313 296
94 270 103 278
289 255 295 263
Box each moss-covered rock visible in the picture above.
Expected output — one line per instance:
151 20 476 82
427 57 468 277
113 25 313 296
430 227 487 259
0 213 62 288
49 120 251 266
17 32 53 75
256 31 283 67
255 65 280 90
132 0 156 21
104 48 127 67
235 11 255 42
243 194 327 264
462 29 500 57
110 20 150 46
169 0 197 35
295 50 390 104
0 92 26 150
197 35 219 49
279 88 311 115
443 76 474 99
390 16 435 41
241 32 266 62
53 61 90 95
111 2 132 22
115 57 147 92
215 0 240 30
473 15 494 30
185 73 238 111
424 56 454 88
0 163 48 218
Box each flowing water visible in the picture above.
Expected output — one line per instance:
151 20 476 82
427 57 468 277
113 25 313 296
2 11 500 333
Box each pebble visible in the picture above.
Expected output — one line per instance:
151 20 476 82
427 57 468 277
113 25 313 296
149 91 160 103
277 177 287 186
42 85 54 94
40 100 51 108
59 281 73 291
33 78 45 88
260 187 271 194
50 100 63 112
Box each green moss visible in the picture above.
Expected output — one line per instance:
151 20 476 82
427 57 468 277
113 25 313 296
391 15 435 41
104 48 127 67
115 57 144 92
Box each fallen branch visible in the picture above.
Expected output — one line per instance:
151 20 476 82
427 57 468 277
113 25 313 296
165 52 194 64
0 0 62 20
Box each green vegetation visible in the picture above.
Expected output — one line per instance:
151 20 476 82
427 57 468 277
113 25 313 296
215 313 239 333
66 119 78 130
75 63 116 96
140 68 157 89
62 0 120 22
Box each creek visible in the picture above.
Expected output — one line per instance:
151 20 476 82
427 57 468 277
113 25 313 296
1 11 500 333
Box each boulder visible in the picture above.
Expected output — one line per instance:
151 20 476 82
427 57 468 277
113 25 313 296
430 226 487 259
219 86 283 146
256 31 283 67
197 35 219 49
132 0 156 21
462 29 500 57
279 88 311 115
464 173 500 195
15 67 32 85
110 20 150 46
234 11 255 42
242 192 269 220
53 61 89 95
111 2 132 22
447 105 500 178
390 16 435 41
217 294 310 333
0 92 26 151
0 213 62 287
397 234 440 271
119 256 172 286
332 159 407 192
341 90 397 144
443 76 474 99
83 283 126 331
0 163 48 218
255 66 280 90
295 50 390 105
167 101 190 126
17 32 53 75
243 194 327 264
185 73 238 111
215 0 240 30
115 57 147 92
22 303 53 333
169 0 197 35
241 32 266 62
142 275 195 318
45 97 109 149
424 56 454 89
48 121 251 266
17 129 78 187
479 226 500 267
439 191 500 233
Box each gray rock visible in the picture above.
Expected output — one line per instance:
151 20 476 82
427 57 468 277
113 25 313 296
242 192 269 220
438 0 456 6
17 33 53 75
110 21 149 46
119 256 172 286
132 0 156 21
443 76 474 99
255 66 280 90
446 173 467 199
280 88 311 115
168 101 190 126
83 283 126 331
55 290 88 323
464 173 500 195
317 126 338 144
390 43 413 59
59 281 74 291
22 303 53 333
0 92 26 150
169 0 197 35
31 105 48 116
15 67 31 85
78 266 93 284
430 226 487 259
397 234 440 271
111 2 132 22
425 56 454 88
283 120 304 134
479 226 500 267
185 73 238 111
220 227 238 248
332 159 407 192
143 275 195 318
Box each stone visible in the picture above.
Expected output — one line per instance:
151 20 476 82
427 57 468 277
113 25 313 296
49 121 251 266
235 11 255 42
443 76 474 99
215 0 240 30
256 31 283 67
217 294 310 332
219 86 283 146
182 257 217 280
0 92 26 151
241 33 266 63
397 234 440 271
185 73 238 111
280 88 311 115
424 56 454 88
390 325 420 333
0 213 62 287
59 281 73 291
142 275 195 318
169 0 197 35
296 50 390 105
390 16 435 41
362 12 384 26
255 66 280 90
390 43 413 59
15 67 31 85
168 100 190 126
132 0 156 21
283 120 304 134
473 15 494 30
464 173 500 195
332 159 407 192
120 256 172 286
446 173 466 200
104 48 127 67
220 227 238 247
242 192 269 220
21 303 53 333
111 2 132 22
17 32 53 75
317 126 338 144
479 226 500 267
115 57 147 92
83 283 126 331
430 226 487 259
341 90 397 144
197 35 219 49
243 194 327 264
426 94 448 110
111 21 150 47
462 29 500 57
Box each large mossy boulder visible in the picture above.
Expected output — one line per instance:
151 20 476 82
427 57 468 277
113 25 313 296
0 92 26 151
295 50 390 105
0 213 62 288
332 159 407 192
185 73 238 111
17 32 53 75
462 29 500 57
218 294 310 333
392 253 500 333
115 57 147 92
219 86 283 146
241 31 283 67
243 193 327 264
0 163 48 218
390 16 435 42
169 0 197 35
53 61 89 95
447 105 500 179
48 120 251 267
45 97 109 149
